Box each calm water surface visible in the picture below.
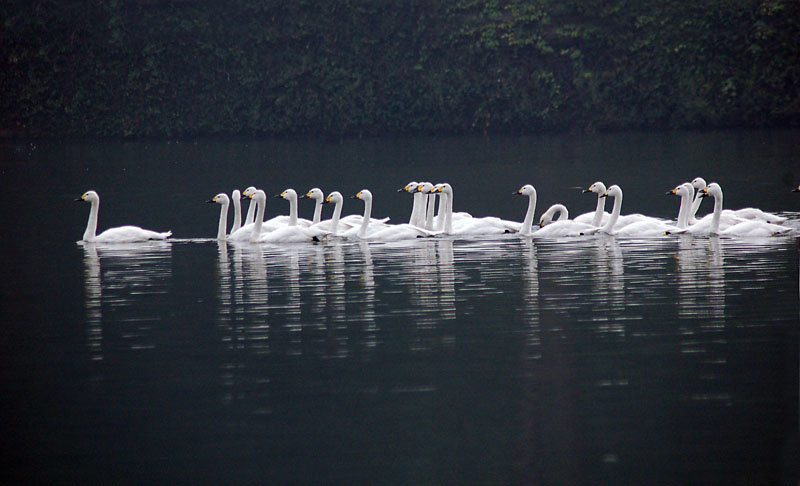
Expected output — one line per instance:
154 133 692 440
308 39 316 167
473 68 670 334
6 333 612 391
1 130 798 484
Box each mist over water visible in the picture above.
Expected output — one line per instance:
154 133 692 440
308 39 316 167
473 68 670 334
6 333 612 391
1 130 798 483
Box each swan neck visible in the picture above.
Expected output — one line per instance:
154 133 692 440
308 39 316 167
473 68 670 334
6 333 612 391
359 198 372 237
602 191 622 233
252 196 266 242
288 196 298 226
676 193 691 229
555 205 568 221
331 200 342 234
83 198 99 242
445 190 453 234
425 194 436 230
231 196 241 233
245 198 256 225
592 193 605 227
520 192 537 235
690 191 703 219
435 193 448 230
217 200 229 240
710 191 722 234
312 200 322 225
410 192 422 226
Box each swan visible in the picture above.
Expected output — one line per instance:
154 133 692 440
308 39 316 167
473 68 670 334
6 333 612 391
76 190 172 243
245 190 329 243
690 177 787 224
693 183 793 237
574 181 662 229
538 204 570 227
242 186 258 225
207 193 230 240
399 181 425 227
576 185 683 236
533 202 599 238
431 183 472 231
413 182 438 230
269 189 314 229
575 182 611 226
514 184 538 236
301 188 325 225
434 183 518 235
230 189 242 234
344 189 434 240
669 183 696 229
317 191 390 236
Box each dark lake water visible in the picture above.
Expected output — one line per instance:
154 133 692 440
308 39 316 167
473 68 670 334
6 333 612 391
1 130 799 484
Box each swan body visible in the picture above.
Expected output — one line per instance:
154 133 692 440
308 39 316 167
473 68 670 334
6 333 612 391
207 192 230 240
77 191 171 243
690 183 793 236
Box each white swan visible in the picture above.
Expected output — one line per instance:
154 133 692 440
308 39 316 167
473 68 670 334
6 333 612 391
533 202 599 238
242 186 258 225
268 189 313 229
431 183 472 231
669 183 695 229
399 181 425 227
692 183 793 237
514 184 538 236
434 183 518 235
690 177 787 224
76 190 172 243
414 182 438 230
538 204 570 227
245 190 329 243
345 190 434 240
575 182 611 226
207 193 230 240
574 181 662 229
576 185 683 236
301 188 325 225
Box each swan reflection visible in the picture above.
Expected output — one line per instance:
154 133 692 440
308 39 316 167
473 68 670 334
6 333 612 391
676 235 725 320
80 241 172 364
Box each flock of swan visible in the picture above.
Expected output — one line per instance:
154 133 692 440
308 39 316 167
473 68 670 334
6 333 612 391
76 178 797 243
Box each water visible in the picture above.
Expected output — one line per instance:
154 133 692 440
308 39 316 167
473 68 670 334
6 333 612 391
1 130 798 484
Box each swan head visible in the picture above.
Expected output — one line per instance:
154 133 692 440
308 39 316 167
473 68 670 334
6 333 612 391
231 189 241 200
324 191 343 205
669 184 691 198
691 177 707 190
399 181 419 193
354 189 372 202
249 189 267 203
303 188 324 201
516 184 536 197
278 188 297 201
435 183 452 194
583 181 606 194
700 183 721 199
601 185 622 199
77 190 100 203
242 186 258 198
416 182 435 194
207 193 230 205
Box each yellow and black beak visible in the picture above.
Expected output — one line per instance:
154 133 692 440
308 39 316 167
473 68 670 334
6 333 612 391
206 196 217 203
793 185 800 193
699 188 710 198
599 191 609 199
582 187 592 193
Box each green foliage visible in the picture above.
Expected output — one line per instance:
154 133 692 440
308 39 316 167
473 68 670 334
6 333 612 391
1 0 798 137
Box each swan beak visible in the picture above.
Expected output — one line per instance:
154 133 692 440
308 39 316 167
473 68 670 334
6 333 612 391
582 188 592 193
397 188 405 192
538 221 544 228
793 186 800 192
274 194 283 198
666 189 676 195
206 198 216 203
74 197 85 202
599 192 608 199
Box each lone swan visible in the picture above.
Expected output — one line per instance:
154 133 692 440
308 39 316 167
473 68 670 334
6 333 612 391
77 190 172 243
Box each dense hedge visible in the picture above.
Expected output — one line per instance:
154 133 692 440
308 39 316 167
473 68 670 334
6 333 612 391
1 0 799 137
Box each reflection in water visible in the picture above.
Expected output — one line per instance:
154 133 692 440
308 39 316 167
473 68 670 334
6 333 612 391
80 241 173 376
78 231 798 483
